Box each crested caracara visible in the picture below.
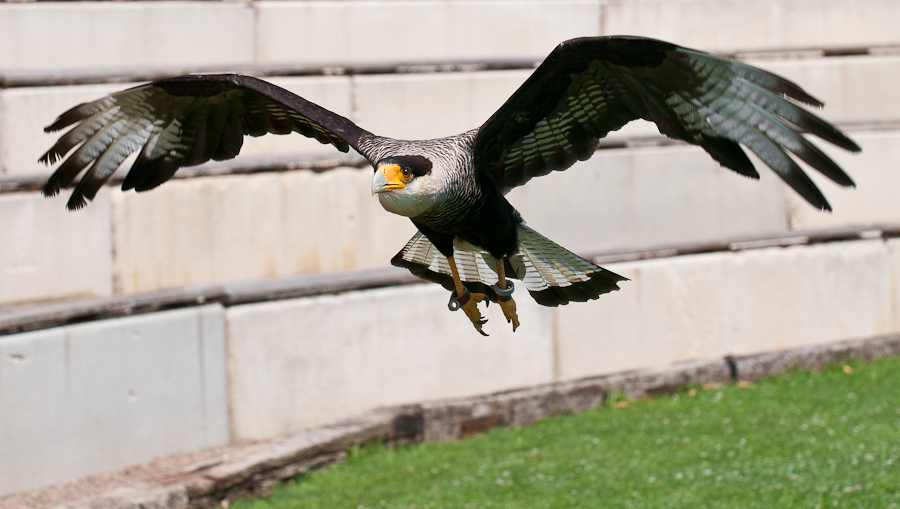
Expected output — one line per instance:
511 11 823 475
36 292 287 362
40 36 860 335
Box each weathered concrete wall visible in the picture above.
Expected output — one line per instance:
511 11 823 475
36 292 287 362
2 65 897 303
222 237 900 441
3 235 898 497
109 168 418 293
890 239 900 332
60 129 900 294
0 305 228 496
602 0 900 50
506 143 789 255
226 284 555 439
6 56 899 177
0 2 254 72
557 240 896 380
2 0 898 307
0 191 112 307
1 0 900 494
749 55 900 124
2 0 898 73
254 1 602 65
785 132 900 230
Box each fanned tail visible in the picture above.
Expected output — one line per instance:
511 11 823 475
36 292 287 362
390 225 627 306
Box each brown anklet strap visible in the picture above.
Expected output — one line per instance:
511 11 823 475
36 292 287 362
448 289 471 311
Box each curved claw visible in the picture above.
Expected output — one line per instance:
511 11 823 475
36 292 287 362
450 290 490 335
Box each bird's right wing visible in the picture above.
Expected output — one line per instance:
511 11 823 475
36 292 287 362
40 74 372 210
473 36 861 211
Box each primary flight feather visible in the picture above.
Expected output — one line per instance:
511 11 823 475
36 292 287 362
40 36 860 335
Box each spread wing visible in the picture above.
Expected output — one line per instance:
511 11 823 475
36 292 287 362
40 74 372 210
473 36 861 211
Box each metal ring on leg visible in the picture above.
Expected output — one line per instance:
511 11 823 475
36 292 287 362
492 281 515 302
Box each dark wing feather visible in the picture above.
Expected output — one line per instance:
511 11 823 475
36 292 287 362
474 36 861 211
40 74 372 210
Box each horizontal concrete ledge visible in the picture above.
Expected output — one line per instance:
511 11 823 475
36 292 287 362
730 334 900 381
2 224 897 336
2 45 896 89
14 332 899 509
588 223 900 264
0 58 542 89
421 358 731 442
0 267 420 336
3 120 896 195
734 44 900 60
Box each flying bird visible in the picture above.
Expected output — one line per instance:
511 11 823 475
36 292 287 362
39 36 860 336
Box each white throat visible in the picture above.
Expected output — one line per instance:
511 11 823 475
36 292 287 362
377 190 436 218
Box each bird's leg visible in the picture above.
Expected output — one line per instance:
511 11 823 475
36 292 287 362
494 258 520 332
446 256 489 336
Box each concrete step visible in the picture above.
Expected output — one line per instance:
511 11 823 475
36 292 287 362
3 53 898 176
1 128 897 307
1 230 898 496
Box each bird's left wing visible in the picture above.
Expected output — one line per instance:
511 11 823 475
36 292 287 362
473 36 861 211
40 74 372 210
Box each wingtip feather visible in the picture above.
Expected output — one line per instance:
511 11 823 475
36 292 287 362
42 183 60 198
66 194 88 211
38 151 58 166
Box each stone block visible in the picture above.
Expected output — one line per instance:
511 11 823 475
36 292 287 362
0 191 112 307
599 359 732 399
687 241 894 355
0 83 132 176
555 239 895 381
352 70 530 141
889 238 900 331
421 386 579 442
786 131 900 230
420 357 729 441
110 168 417 293
0 305 228 496
64 483 189 509
255 1 600 65
747 55 900 124
0 2 253 72
505 144 789 255
731 334 900 381
552 260 689 381
226 283 554 440
602 0 900 52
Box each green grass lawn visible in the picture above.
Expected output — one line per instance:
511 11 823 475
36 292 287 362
233 357 900 509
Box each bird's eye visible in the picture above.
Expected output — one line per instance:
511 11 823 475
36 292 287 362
400 167 413 182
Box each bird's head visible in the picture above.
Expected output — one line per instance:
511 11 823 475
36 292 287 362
371 155 437 217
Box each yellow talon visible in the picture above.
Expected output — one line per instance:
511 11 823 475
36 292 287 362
459 292 489 336
499 297 520 332
447 255 491 336
492 273 520 332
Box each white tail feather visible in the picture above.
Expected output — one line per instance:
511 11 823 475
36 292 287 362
397 225 603 292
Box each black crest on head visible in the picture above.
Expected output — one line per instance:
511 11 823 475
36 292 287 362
379 155 433 177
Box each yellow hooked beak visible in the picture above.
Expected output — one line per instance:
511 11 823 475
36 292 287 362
372 163 410 195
